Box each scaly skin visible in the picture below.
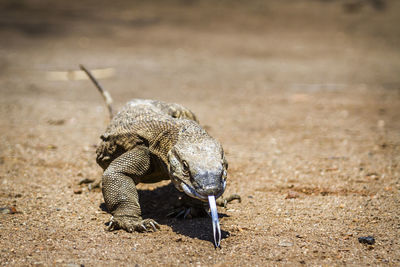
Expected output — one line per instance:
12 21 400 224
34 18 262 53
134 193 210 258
96 99 235 232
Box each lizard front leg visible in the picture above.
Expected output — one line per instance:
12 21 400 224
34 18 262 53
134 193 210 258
102 146 160 232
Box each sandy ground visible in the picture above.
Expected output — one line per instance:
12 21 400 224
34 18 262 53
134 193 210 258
1 0 400 265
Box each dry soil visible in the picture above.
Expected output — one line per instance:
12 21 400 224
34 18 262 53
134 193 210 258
0 0 400 266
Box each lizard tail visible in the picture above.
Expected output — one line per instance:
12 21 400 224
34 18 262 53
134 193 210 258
80 64 114 120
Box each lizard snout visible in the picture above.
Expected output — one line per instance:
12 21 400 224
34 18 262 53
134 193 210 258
180 171 226 201
199 184 222 196
193 171 226 198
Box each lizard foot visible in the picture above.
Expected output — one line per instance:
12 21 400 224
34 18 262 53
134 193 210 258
216 194 241 208
167 206 207 219
167 194 241 218
107 215 160 233
167 194 208 219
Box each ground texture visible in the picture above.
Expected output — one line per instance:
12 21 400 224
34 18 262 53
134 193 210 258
0 0 399 266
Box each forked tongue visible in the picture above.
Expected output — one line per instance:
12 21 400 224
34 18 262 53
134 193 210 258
208 195 221 248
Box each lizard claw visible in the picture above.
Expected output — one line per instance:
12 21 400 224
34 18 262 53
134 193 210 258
167 207 197 219
183 208 191 219
175 209 186 218
107 216 118 231
149 221 159 232
106 216 160 233
141 219 160 232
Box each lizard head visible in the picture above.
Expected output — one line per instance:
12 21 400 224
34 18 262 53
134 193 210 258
167 132 227 201
168 121 227 248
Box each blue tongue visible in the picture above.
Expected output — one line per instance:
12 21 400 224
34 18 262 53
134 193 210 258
208 195 221 248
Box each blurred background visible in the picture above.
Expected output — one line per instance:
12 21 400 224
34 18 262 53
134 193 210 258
1 0 399 99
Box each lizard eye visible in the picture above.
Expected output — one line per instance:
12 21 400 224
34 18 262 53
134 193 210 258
182 160 190 175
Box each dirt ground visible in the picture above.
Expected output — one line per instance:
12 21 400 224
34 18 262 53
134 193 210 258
1 0 400 266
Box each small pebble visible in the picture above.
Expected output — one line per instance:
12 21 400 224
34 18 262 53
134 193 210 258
47 119 65 125
65 264 84 267
78 178 95 185
88 182 101 191
0 206 19 214
278 241 293 247
73 188 83 194
285 191 299 199
47 144 57 150
358 236 375 245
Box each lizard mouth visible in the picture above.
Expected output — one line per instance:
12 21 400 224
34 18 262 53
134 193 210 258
180 179 226 201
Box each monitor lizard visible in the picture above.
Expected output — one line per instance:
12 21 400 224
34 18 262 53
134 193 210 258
80 65 240 248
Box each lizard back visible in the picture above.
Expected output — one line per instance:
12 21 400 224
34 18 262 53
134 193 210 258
96 99 197 171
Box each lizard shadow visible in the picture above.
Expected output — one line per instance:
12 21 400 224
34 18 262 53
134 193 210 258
100 182 231 244
138 183 230 244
